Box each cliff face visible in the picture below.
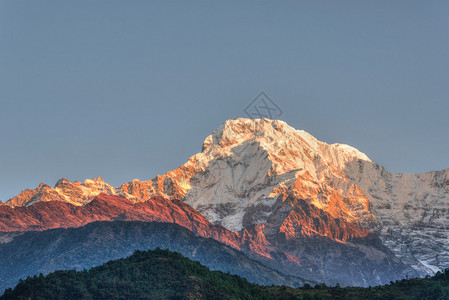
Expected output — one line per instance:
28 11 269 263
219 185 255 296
344 160 449 273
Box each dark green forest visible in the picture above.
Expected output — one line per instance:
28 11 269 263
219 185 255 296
2 248 449 300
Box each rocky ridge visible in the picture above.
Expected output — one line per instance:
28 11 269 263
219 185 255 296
0 193 413 286
6 177 118 207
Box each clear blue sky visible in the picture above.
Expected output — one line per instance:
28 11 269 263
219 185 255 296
1 1 448 201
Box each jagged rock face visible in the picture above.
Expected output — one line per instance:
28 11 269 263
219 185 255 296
344 160 449 274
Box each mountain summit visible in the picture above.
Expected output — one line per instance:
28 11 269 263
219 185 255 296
3 118 449 285
122 118 374 233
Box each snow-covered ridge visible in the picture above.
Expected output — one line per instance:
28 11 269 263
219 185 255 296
5 177 120 207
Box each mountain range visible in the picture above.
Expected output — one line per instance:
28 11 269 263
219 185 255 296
1 118 448 288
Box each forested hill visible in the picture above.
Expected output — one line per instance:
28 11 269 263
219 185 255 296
1 248 270 300
2 248 449 300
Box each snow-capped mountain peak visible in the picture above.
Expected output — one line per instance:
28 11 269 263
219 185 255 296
5 118 449 279
201 118 371 175
120 118 374 232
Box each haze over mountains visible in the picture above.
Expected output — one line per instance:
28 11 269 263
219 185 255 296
1 118 448 288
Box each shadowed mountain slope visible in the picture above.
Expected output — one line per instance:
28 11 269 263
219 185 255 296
0 221 307 293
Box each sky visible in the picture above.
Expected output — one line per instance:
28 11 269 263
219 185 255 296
0 1 448 201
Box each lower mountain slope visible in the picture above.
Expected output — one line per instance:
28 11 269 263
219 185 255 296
0 194 416 286
0 221 306 293
239 195 420 286
3 248 449 300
